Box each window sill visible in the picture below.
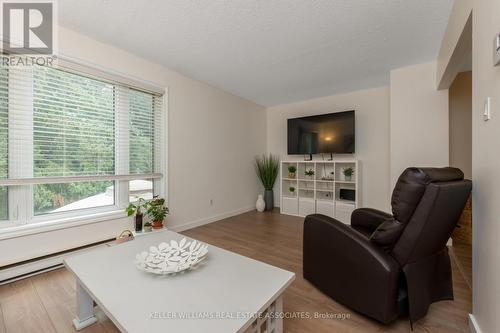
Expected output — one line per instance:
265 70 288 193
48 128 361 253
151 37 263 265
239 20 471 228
0 209 128 241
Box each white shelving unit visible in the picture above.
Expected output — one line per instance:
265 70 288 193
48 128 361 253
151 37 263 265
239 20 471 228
280 160 359 224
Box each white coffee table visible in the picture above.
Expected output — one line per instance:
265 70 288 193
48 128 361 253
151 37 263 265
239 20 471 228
64 230 295 333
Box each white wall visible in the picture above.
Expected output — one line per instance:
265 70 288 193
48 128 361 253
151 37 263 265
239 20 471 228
0 27 267 266
436 0 473 89
389 62 449 188
471 0 500 332
449 71 472 179
267 86 391 212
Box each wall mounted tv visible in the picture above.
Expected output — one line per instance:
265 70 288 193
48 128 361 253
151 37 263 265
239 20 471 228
287 110 355 156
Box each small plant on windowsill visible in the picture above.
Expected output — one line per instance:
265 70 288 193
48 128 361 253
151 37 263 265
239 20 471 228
143 222 153 232
126 198 147 232
146 196 169 229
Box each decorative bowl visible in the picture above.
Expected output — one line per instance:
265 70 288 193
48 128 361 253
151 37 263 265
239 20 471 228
135 238 208 275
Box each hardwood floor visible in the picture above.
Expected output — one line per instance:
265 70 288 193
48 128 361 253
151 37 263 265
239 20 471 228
0 209 472 333
450 242 472 291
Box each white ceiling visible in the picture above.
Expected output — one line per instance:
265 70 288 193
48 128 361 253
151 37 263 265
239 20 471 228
59 0 453 106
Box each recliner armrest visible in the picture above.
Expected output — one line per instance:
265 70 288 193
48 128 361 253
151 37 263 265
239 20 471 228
351 208 393 232
305 214 398 272
303 214 401 323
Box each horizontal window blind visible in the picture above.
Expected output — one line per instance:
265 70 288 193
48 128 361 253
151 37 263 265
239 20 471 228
129 89 154 174
33 66 115 177
0 66 8 220
153 93 163 174
0 64 164 186
0 66 7 179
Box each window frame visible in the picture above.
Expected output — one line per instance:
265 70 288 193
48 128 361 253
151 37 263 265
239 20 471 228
0 61 167 235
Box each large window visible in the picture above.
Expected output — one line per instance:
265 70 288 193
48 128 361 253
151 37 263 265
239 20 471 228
0 63 164 226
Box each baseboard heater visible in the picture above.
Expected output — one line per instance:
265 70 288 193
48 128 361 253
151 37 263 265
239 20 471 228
0 238 114 285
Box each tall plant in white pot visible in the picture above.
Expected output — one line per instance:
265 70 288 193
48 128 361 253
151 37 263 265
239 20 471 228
255 154 280 211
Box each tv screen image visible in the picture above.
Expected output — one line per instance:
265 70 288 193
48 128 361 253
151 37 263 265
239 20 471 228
287 110 355 155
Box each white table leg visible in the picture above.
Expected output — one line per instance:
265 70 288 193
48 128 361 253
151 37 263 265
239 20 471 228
72 281 98 330
275 296 283 333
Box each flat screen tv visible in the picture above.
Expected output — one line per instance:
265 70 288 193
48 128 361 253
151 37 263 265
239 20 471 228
287 111 355 155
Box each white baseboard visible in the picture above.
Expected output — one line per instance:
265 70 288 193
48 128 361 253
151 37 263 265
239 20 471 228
170 206 255 232
469 314 482 333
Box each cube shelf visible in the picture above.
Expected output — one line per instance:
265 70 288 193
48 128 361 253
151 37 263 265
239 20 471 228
279 160 359 224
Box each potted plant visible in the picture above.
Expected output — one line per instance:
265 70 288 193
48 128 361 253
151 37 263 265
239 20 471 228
143 221 153 232
305 169 315 180
289 186 296 196
255 154 280 211
146 197 169 229
287 165 297 179
343 167 354 181
125 198 147 232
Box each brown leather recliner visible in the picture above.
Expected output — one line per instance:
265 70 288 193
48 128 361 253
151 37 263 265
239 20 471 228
303 167 472 324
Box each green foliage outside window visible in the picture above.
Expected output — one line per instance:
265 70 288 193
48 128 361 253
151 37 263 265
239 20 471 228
0 65 158 218
32 67 116 214
31 67 156 215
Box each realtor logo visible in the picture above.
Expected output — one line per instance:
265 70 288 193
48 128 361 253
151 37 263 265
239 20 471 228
1 1 53 54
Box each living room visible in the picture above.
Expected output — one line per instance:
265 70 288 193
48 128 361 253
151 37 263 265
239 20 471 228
0 0 497 332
